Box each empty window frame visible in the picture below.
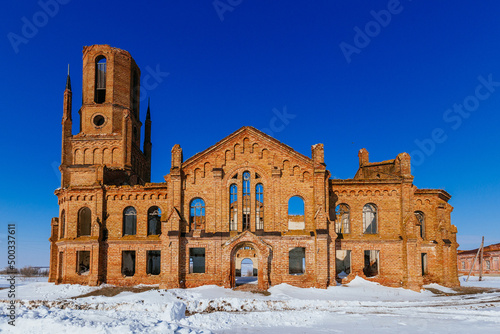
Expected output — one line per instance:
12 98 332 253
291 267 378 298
335 204 350 234
289 247 306 275
230 184 238 231
421 253 428 276
77 250 90 275
363 204 378 234
95 56 106 103
123 206 137 236
363 250 379 277
190 198 206 230
60 210 65 238
147 250 161 275
78 207 91 236
255 183 264 230
415 211 425 239
147 206 161 235
288 196 305 230
462 261 466 270
242 171 251 230
189 248 205 273
336 250 351 277
122 251 136 276
486 260 491 270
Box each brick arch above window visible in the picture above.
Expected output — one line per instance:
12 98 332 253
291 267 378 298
223 165 270 187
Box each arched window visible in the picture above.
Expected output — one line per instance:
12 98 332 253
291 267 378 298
148 206 161 235
415 211 425 239
363 203 377 234
60 210 65 238
242 171 251 230
78 207 91 237
335 204 350 234
123 206 137 236
288 196 305 230
230 184 238 231
95 56 106 104
255 183 264 230
190 198 205 230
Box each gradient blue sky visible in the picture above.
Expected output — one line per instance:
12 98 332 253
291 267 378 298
1 0 499 267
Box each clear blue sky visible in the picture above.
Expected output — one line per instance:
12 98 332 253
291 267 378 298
1 0 499 267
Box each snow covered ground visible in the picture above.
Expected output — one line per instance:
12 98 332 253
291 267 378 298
1 275 499 333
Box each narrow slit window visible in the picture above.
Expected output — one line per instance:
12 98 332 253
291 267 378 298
255 183 264 230
95 56 106 104
242 171 250 230
415 211 425 239
60 210 65 238
421 253 428 275
230 184 238 231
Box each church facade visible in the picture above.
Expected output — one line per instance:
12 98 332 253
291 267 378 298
48 45 460 291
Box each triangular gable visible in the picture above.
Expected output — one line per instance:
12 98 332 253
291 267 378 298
222 230 273 251
182 126 313 169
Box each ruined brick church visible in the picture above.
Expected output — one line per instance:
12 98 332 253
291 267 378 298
49 45 459 291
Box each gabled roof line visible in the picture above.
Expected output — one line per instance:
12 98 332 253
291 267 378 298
182 126 313 167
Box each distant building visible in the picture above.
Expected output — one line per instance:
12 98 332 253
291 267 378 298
48 45 460 291
458 243 500 276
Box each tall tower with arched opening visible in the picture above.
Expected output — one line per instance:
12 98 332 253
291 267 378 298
60 44 151 188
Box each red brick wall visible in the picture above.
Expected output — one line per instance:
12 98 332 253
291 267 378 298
49 45 460 291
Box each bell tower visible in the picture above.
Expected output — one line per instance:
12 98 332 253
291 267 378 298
60 45 151 188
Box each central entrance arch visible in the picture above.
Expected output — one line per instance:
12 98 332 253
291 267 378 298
231 242 258 288
222 231 272 290
234 245 258 286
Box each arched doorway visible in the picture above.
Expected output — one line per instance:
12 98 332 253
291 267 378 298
232 243 259 287
236 258 257 286
241 258 254 276
223 231 272 290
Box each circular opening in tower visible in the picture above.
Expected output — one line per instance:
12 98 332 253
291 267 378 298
93 114 105 127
